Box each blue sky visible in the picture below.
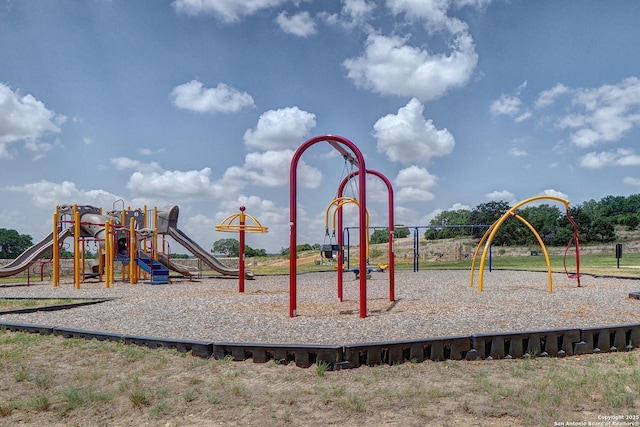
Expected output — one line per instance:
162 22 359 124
1 0 640 254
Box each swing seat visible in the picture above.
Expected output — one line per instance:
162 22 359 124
320 244 340 259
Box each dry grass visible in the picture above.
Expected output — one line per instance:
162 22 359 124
2 330 640 426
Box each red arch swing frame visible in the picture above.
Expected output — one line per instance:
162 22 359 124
336 169 395 303
289 135 369 318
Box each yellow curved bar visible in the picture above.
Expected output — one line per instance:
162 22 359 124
215 212 268 233
324 197 358 230
330 199 371 259
513 213 553 293
474 196 570 292
469 223 497 287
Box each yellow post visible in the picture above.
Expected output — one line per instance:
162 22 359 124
105 220 112 288
153 206 159 264
129 216 136 284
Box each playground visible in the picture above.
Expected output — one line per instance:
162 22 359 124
1 134 639 367
1 269 639 346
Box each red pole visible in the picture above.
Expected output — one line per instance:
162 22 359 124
239 206 246 293
290 135 367 317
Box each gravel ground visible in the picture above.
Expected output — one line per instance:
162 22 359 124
1 270 640 345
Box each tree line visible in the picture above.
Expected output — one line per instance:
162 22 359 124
424 194 640 246
2 194 639 259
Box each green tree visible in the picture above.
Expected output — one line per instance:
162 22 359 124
620 213 640 230
0 228 33 259
245 247 267 257
370 229 389 244
394 227 410 238
279 243 321 257
211 238 266 257
469 201 515 244
212 238 240 257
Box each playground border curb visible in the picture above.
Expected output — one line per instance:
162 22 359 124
3 320 640 370
0 298 114 315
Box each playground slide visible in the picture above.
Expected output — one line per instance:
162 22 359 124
155 252 197 277
0 228 72 278
166 226 254 279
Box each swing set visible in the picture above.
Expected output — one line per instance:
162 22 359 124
470 195 582 292
289 134 395 318
321 197 368 261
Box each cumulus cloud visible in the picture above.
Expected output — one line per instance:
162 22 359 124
276 11 316 37
224 149 322 189
540 189 569 200
0 83 65 159
5 180 120 208
341 0 376 25
394 165 438 202
170 80 255 114
490 94 522 116
623 177 640 187
534 83 569 108
373 98 455 165
579 148 640 169
485 190 515 203
243 106 317 150
343 32 477 100
126 167 223 201
111 157 164 174
555 77 640 147
386 0 469 34
172 0 286 22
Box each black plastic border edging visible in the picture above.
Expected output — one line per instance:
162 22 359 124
3 321 640 370
0 298 114 315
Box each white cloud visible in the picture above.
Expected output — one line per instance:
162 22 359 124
170 80 255 114
534 83 569 108
507 147 528 157
540 189 569 201
386 0 468 35
623 177 640 187
490 94 521 116
243 106 317 150
126 168 223 201
111 157 164 174
0 83 65 159
223 149 322 189
343 32 478 100
172 0 286 22
515 111 532 122
579 148 640 169
373 98 455 165
341 0 376 24
276 11 316 37
5 180 120 208
454 0 494 8
394 165 438 188
555 77 640 147
485 190 515 203
394 165 438 202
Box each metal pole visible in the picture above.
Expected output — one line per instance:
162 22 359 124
238 206 246 293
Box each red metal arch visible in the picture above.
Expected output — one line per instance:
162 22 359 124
337 169 395 303
289 135 368 318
